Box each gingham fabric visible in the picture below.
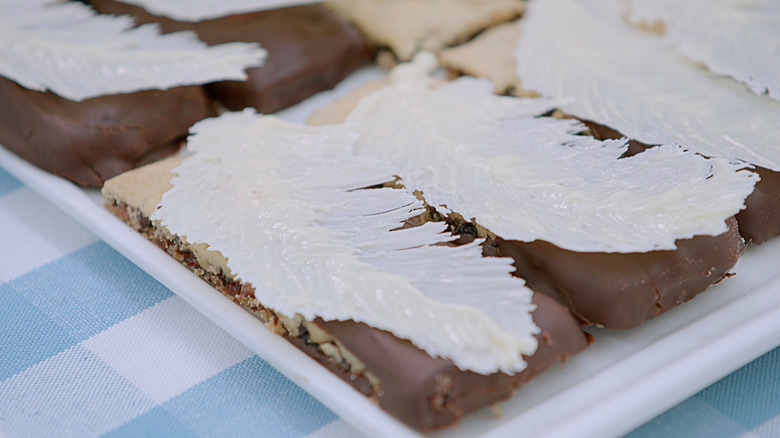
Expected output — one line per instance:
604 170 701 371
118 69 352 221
1 165 778 438
0 167 362 438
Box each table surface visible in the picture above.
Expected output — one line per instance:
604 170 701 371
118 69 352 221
1 165 779 438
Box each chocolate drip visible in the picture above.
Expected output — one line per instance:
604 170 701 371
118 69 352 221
0 76 213 186
89 1 374 113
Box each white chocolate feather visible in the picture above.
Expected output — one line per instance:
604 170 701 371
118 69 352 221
346 69 756 253
0 1 266 101
115 0 322 21
153 111 539 375
514 0 780 171
628 0 780 100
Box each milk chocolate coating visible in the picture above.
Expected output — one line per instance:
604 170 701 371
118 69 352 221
580 119 654 158
89 0 373 113
0 75 213 186
495 217 744 329
583 118 780 244
735 165 780 244
303 293 590 431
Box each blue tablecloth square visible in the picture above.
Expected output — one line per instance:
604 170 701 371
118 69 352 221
0 283 78 381
103 406 200 438
162 356 337 438
0 167 22 197
753 415 780 438
0 345 155 437
696 348 780 431
10 241 173 340
627 347 780 438
626 398 751 438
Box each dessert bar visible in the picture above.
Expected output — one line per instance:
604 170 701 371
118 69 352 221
514 0 780 243
0 76 213 186
438 7 780 244
102 116 591 430
89 0 373 113
307 56 755 329
0 0 262 185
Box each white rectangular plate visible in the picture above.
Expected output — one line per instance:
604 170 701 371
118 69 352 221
2 67 779 438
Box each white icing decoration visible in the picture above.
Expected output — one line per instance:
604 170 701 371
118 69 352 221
153 111 539 375
117 0 322 21
628 0 780 100
514 0 780 171
0 1 266 101
345 63 756 253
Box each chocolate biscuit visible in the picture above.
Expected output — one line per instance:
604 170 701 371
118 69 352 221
493 217 744 329
102 157 590 431
305 71 751 330
583 119 780 244
435 9 780 244
89 0 373 113
0 75 213 186
306 292 590 430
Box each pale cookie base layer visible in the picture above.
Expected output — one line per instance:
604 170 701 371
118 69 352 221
325 0 524 61
439 21 530 96
307 78 390 126
437 21 541 97
305 76 448 128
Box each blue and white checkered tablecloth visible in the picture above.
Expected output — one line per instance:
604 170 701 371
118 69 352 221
1 165 779 438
